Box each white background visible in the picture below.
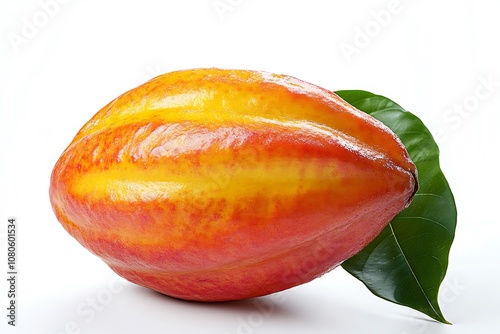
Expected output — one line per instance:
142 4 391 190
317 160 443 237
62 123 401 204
1 0 499 333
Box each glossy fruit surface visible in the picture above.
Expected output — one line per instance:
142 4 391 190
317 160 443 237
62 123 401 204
49 68 417 301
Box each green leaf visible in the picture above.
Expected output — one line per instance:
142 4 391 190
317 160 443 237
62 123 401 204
336 90 457 324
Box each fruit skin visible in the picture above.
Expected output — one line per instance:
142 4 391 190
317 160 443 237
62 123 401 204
49 68 417 302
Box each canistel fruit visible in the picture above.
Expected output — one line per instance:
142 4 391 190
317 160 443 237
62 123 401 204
49 68 418 301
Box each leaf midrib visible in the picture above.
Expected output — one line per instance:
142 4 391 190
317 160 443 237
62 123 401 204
388 223 443 322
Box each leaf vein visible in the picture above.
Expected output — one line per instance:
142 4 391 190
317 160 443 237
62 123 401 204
388 223 441 318
392 216 451 238
414 193 446 200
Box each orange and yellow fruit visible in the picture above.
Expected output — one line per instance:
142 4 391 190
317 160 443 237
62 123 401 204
49 68 417 301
